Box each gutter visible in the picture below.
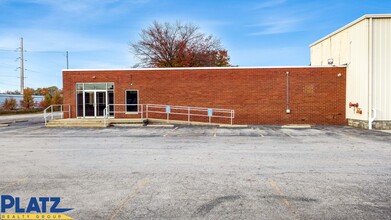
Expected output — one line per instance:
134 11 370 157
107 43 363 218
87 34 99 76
368 18 375 129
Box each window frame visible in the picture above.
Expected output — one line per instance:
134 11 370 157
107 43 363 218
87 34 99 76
125 90 139 114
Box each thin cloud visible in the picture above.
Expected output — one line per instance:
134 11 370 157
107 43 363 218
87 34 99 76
252 0 287 10
248 18 303 36
0 28 124 52
27 0 151 14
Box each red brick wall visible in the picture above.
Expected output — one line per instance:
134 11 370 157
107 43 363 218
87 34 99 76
63 67 346 125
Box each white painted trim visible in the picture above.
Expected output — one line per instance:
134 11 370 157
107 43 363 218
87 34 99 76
310 14 391 47
62 65 345 72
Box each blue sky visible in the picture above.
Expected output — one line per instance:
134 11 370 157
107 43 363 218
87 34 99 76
0 0 390 92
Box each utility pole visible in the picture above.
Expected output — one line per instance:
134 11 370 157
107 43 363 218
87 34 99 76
66 51 69 69
20 37 25 94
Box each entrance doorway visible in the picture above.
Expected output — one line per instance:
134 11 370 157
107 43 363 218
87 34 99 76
76 83 114 118
84 91 107 117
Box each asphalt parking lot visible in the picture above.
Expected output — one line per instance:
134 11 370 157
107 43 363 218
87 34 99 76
0 117 390 219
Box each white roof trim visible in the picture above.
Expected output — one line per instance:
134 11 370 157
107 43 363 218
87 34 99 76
63 65 345 72
310 14 391 47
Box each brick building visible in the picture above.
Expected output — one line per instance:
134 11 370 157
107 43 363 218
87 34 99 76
62 66 346 125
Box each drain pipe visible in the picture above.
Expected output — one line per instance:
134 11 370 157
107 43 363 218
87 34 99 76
368 18 374 129
369 109 376 130
286 72 290 114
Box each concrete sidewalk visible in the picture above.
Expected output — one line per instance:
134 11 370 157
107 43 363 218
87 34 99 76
0 112 62 124
0 113 44 122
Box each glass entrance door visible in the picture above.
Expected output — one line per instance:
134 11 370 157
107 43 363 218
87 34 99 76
76 83 114 118
96 91 106 117
84 91 107 118
84 91 95 117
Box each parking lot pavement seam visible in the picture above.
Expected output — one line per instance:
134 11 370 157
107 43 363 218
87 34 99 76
256 128 264 137
163 127 178 137
107 177 150 220
268 178 299 220
281 130 294 138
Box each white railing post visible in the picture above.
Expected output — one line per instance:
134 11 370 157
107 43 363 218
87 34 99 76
146 104 149 119
103 108 106 127
188 107 190 124
141 104 143 120
44 108 47 125
60 105 63 119
231 110 233 125
106 108 109 126
51 106 53 120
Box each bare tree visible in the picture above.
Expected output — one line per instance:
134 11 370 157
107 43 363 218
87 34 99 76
130 21 230 67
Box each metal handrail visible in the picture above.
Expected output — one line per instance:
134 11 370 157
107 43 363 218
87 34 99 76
103 103 234 126
43 104 71 125
145 104 234 125
105 104 144 118
103 104 144 126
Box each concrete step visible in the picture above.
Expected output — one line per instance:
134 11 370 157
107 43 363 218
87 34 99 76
46 118 146 128
46 119 107 128
111 123 145 127
46 124 107 128
108 118 147 124
47 121 104 125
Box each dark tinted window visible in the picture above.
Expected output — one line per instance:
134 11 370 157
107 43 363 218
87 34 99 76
126 91 138 112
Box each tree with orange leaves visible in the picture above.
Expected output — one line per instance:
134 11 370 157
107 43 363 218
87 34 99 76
20 88 35 109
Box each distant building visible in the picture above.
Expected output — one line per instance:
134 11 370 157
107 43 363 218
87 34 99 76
0 94 44 109
310 14 391 129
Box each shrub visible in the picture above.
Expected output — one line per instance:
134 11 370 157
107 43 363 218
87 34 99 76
20 88 35 109
2 98 17 110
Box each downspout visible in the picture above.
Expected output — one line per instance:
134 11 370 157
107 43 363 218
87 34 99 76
368 18 376 129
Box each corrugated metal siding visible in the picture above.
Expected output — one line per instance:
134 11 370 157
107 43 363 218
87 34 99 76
373 18 391 120
310 20 370 120
310 28 350 66
347 20 369 120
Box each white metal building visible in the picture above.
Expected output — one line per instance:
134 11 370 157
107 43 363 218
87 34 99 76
310 14 391 129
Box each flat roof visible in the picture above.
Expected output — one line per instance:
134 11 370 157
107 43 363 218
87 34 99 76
310 14 391 47
63 65 345 72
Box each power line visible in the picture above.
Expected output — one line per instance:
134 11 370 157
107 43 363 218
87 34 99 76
26 50 67 54
25 69 46 75
0 62 17 67
0 75 17 78
0 47 17 51
0 81 20 87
